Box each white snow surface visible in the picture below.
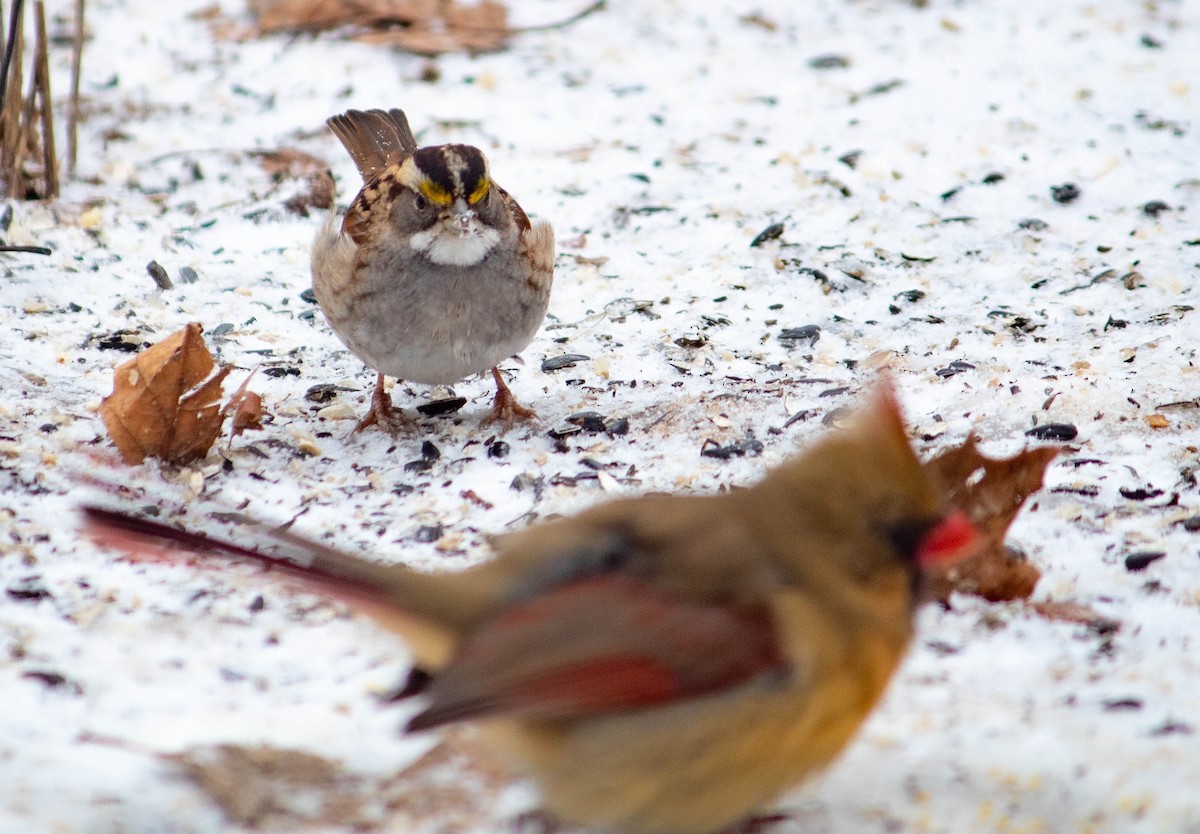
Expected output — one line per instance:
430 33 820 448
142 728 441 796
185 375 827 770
1 0 1199 832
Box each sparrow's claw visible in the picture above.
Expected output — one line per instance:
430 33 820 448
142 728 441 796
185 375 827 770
354 373 416 434
482 367 537 430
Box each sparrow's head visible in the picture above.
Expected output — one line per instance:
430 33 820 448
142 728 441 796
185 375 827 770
391 144 505 266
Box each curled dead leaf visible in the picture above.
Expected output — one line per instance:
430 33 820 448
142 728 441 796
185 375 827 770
246 0 604 56
172 744 376 827
99 324 264 465
927 543 1041 604
383 731 512 828
170 369 235 463
81 731 513 829
356 0 508 54
169 734 513 829
229 390 266 437
100 324 231 465
253 148 335 216
248 0 510 54
283 171 335 216
250 0 406 32
924 436 1059 603
253 147 330 178
225 371 268 440
1031 599 1121 634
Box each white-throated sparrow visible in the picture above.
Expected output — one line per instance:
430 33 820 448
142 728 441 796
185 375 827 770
312 108 554 432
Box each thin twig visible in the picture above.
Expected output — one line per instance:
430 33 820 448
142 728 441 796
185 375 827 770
508 0 605 34
0 244 50 254
66 0 83 176
376 0 608 41
15 39 37 196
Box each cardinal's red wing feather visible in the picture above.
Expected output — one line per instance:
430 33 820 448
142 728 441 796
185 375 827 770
408 575 783 730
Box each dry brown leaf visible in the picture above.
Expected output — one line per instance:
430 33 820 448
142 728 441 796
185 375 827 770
283 171 336 216
224 369 268 442
254 147 329 178
254 148 336 216
172 744 379 828
924 436 1059 602
171 367 235 462
250 0 411 32
99 323 232 465
228 389 266 437
166 734 521 830
187 3 224 21
928 542 1041 604
380 731 513 829
248 0 510 55
358 0 509 54
1031 600 1121 633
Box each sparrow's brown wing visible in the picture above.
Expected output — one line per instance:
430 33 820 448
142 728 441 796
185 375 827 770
340 170 394 247
327 108 419 182
406 573 785 731
492 181 531 233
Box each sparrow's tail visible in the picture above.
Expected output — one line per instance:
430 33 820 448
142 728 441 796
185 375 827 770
326 108 418 182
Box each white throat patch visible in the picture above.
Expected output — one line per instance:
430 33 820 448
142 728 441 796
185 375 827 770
410 225 500 267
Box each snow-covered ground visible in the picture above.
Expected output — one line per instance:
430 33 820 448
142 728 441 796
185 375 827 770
1 0 1198 831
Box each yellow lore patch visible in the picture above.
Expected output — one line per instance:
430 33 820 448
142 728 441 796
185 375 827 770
417 179 453 205
468 177 490 204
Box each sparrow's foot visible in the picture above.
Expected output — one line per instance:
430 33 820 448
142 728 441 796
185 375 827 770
482 367 537 430
353 373 416 434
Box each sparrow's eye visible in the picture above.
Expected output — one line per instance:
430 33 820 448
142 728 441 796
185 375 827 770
414 194 428 211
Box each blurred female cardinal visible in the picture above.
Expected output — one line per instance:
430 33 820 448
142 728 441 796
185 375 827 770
83 383 978 834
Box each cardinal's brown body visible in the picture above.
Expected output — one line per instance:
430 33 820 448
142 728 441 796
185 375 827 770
85 386 977 834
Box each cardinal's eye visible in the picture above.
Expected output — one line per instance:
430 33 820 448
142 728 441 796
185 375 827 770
414 194 428 211
883 518 935 562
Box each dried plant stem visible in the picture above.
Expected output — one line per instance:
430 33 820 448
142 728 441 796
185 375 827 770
0 5 5 105
66 0 83 176
1 0 25 193
32 0 55 197
0 0 22 113
16 42 36 195
0 0 58 199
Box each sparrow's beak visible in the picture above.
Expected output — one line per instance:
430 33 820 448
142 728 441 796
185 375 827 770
449 198 476 234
